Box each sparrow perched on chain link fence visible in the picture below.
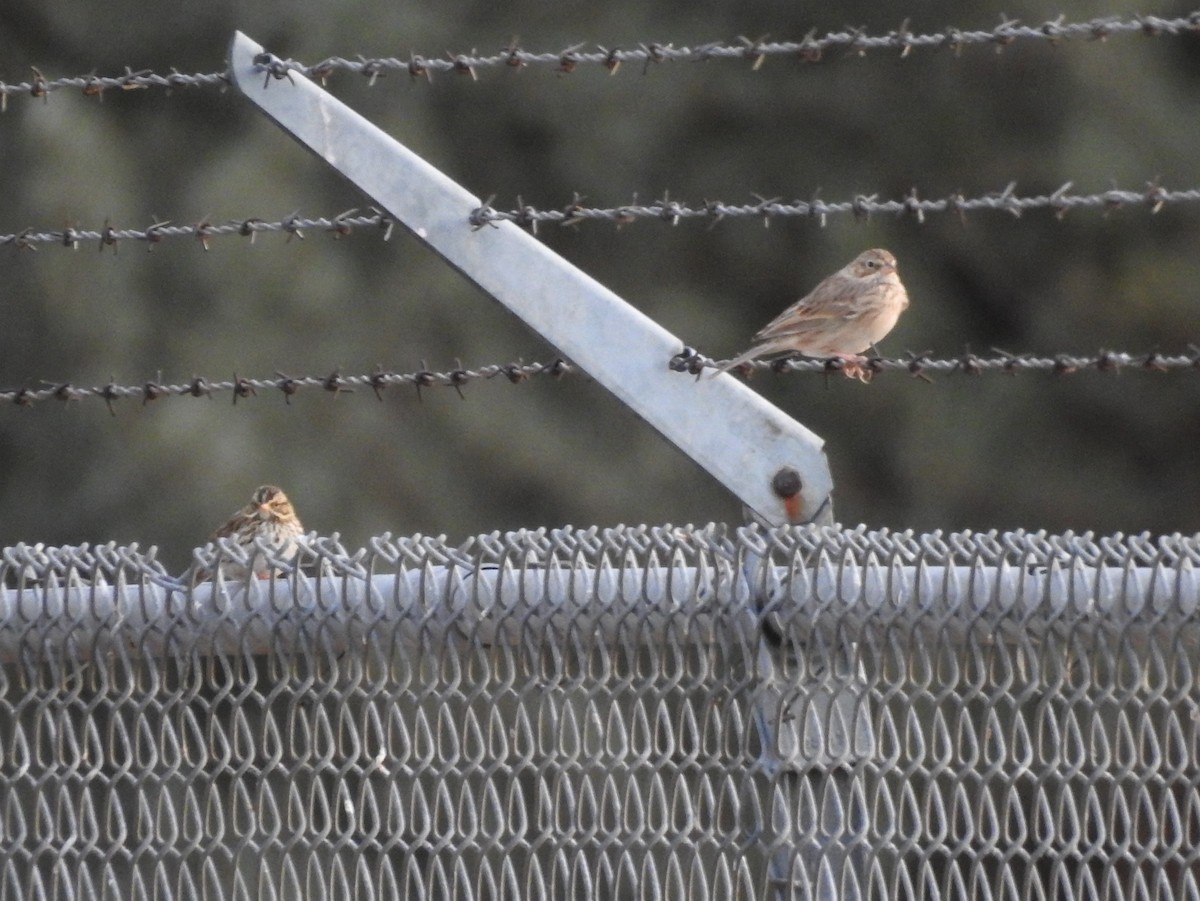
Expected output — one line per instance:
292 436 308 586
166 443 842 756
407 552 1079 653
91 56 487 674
189 485 304 585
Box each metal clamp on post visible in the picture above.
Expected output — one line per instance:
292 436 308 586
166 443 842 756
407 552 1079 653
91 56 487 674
228 31 833 529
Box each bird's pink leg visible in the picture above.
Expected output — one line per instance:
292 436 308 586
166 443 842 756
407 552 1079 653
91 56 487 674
833 354 873 383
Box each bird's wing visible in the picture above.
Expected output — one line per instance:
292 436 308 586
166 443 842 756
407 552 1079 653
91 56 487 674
753 277 861 342
208 512 244 542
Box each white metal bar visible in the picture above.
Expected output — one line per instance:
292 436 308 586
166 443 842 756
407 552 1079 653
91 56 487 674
227 31 834 528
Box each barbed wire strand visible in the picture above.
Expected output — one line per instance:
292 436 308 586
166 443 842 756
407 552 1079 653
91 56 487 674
1 361 575 414
669 347 1200 381
2 180 1195 254
4 350 1199 412
0 210 395 252
468 182 1197 231
3 12 1198 106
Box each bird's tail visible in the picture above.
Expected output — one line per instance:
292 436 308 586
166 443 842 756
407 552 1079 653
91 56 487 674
710 347 762 378
710 339 794 378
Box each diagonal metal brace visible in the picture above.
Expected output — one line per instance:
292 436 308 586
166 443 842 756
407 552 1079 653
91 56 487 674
229 32 833 526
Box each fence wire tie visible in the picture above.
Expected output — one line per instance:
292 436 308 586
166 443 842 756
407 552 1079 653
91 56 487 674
252 52 296 88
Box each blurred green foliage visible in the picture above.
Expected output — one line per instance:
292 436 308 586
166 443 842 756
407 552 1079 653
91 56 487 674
1 1 1198 568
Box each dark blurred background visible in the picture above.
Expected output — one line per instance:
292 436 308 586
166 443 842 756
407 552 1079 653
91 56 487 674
1 1 1198 568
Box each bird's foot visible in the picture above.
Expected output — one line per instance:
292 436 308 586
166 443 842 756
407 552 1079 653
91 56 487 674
835 354 873 383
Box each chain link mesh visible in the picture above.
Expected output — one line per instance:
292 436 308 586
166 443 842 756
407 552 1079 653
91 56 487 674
1 524 1197 900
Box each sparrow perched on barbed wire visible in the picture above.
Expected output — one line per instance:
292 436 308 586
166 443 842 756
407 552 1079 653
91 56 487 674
715 248 909 382
189 485 304 585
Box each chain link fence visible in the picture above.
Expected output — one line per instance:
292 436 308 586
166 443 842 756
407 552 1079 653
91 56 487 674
1 524 1197 900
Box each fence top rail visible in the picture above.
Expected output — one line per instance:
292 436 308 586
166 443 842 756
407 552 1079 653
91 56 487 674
1 524 1197 658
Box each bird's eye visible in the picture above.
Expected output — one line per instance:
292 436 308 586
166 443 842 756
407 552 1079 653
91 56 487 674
866 260 877 268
